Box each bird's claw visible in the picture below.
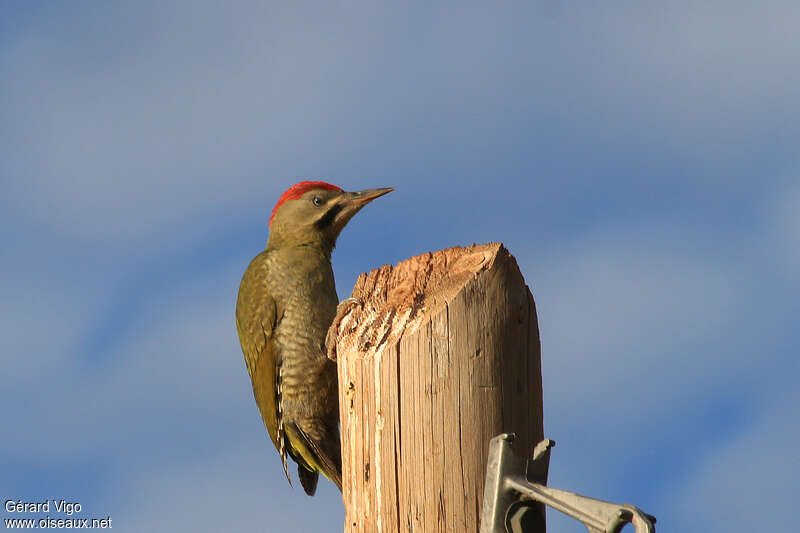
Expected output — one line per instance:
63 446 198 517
326 297 362 361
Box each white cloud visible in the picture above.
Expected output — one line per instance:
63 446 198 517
560 2 800 150
0 249 115 384
533 229 740 422
0 262 248 458
5 1 798 259
513 202 795 518
766 180 800 274
669 382 799 532
2 2 388 253
113 444 344 533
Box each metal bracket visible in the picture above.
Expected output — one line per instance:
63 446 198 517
480 433 656 533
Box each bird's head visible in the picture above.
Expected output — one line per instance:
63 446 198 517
266 181 393 254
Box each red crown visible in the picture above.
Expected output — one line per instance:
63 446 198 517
269 181 342 226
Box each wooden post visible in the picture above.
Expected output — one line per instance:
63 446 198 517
333 243 543 533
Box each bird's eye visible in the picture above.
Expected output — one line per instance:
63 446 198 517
312 196 323 207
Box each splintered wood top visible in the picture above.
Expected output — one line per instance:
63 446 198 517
335 243 508 358
336 242 543 533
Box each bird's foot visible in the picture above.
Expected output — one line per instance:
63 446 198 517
326 297 362 361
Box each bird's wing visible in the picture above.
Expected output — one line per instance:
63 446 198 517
236 257 291 485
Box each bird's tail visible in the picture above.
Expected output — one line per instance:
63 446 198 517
286 422 342 495
297 465 319 496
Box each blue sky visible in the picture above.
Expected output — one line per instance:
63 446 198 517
1 1 797 531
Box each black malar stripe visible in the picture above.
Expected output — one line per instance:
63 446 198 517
314 203 343 230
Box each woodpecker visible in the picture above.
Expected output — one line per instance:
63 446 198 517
236 181 393 496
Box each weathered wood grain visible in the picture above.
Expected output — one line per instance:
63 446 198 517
334 243 543 533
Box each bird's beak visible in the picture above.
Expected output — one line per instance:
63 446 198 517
347 187 394 206
325 187 393 232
